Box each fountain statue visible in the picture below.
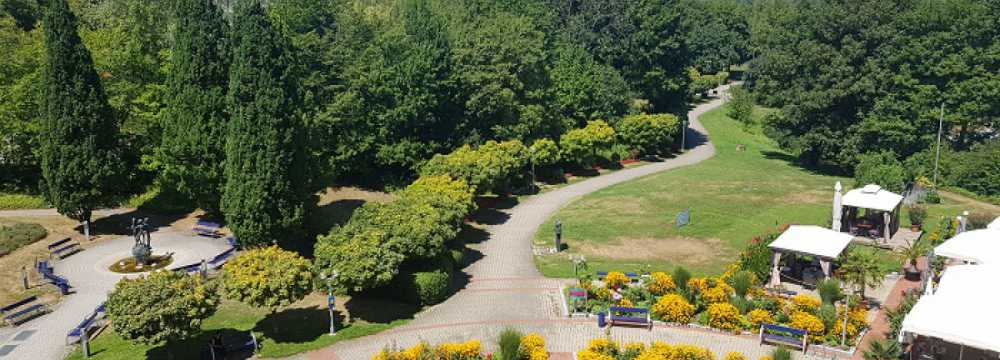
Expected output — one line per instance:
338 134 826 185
130 217 152 265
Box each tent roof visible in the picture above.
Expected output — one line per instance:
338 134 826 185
934 229 1000 264
901 264 1000 352
768 225 854 259
842 184 903 212
989 216 1000 230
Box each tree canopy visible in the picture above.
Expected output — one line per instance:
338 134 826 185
106 271 218 345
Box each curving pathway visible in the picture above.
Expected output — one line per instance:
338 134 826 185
292 85 828 360
0 230 231 360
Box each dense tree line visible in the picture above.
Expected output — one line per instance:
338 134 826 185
749 0 999 197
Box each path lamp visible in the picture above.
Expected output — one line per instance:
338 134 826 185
320 269 339 336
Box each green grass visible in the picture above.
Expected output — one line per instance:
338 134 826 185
0 192 46 210
533 105 997 279
66 300 409 359
0 221 47 256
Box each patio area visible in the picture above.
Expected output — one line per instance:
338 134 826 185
851 227 922 250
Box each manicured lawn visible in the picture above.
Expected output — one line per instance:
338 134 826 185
533 105 996 278
67 295 412 359
0 192 46 210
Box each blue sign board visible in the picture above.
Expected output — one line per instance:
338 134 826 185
676 208 691 228
327 295 335 310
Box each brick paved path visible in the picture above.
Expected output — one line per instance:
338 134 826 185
292 87 832 360
0 231 231 360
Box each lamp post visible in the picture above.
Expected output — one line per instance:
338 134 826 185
554 219 562 252
320 270 338 335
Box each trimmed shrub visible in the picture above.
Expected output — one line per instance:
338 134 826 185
0 222 47 256
817 279 844 305
646 272 677 296
707 302 742 331
560 120 616 167
520 333 547 360
616 114 681 156
789 311 825 342
790 294 821 313
384 269 452 305
530 138 561 168
968 212 993 230
673 267 692 291
747 308 774 329
771 347 791 360
604 271 629 289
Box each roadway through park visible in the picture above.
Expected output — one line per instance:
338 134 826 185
297 85 830 360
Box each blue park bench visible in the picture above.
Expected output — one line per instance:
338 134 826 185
608 306 652 330
48 237 81 259
173 262 203 274
759 323 808 353
66 303 106 344
37 260 72 294
596 271 642 281
193 220 223 238
1 295 48 326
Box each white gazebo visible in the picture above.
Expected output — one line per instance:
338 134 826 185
988 216 1000 230
837 184 904 243
900 264 1000 357
933 229 1000 264
767 225 855 287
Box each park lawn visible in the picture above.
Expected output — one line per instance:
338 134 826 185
66 295 410 360
533 105 996 278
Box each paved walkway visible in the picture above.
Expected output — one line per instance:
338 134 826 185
0 230 231 360
291 86 825 360
0 208 133 218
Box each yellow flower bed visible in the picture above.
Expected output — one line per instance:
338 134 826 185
701 283 733 304
520 333 548 360
594 286 612 301
651 294 695 324
647 272 677 295
724 352 748 360
747 308 774 329
580 340 715 360
789 311 825 342
578 352 616 360
790 294 821 312
373 340 483 360
707 303 742 332
605 271 629 289
673 344 716 360
619 298 635 307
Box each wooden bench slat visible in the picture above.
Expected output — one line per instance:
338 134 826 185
763 323 807 336
47 238 73 250
610 306 649 313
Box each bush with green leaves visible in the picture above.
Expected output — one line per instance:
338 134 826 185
771 346 791 360
854 151 907 193
560 120 616 167
420 140 528 195
497 328 523 360
382 268 451 305
314 228 404 292
222 245 313 310
0 222 47 256
529 138 560 168
673 266 692 292
727 85 755 128
107 271 218 347
817 279 844 305
967 212 993 230
863 338 902 360
949 138 999 197
738 231 781 284
399 175 475 228
616 114 681 156
726 270 754 298
907 204 927 226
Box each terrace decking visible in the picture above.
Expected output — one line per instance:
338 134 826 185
851 227 923 250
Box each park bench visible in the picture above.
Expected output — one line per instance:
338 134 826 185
37 260 72 295
66 303 106 344
206 332 259 360
1 296 48 326
596 271 641 281
608 306 652 330
193 220 222 238
173 262 203 274
759 323 808 353
48 237 81 259
224 236 237 248
208 248 236 270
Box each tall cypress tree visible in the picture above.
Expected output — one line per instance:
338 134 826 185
40 0 124 223
158 0 230 214
223 0 307 247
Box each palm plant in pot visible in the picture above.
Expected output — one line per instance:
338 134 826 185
897 237 929 280
907 204 927 231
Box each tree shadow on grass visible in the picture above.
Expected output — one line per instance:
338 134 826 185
760 150 845 177
145 328 253 360
253 306 345 344
343 296 420 324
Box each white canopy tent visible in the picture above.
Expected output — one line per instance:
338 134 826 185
767 225 855 287
839 184 904 242
900 264 1000 354
933 229 1000 264
989 216 1000 230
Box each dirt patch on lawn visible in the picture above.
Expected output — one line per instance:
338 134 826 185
576 236 731 268
777 190 828 205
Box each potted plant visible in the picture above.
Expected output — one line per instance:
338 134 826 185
898 238 928 280
907 204 927 231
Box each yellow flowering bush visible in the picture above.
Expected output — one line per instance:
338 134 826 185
593 286 611 301
635 342 673 360
788 311 825 342
622 342 646 358
707 303 742 332
790 294 821 312
725 352 748 360
758 357 773 360
687 277 710 294
584 338 618 354
833 319 859 340
647 272 677 295
434 339 482 359
701 283 733 304
747 308 774 329
619 298 635 307
520 333 547 360
673 344 716 360
605 271 629 289
578 352 615 360
651 294 695 324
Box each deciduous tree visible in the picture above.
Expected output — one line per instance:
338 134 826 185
106 271 218 349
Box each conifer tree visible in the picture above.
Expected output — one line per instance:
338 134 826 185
158 0 230 214
222 0 307 247
39 0 124 223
